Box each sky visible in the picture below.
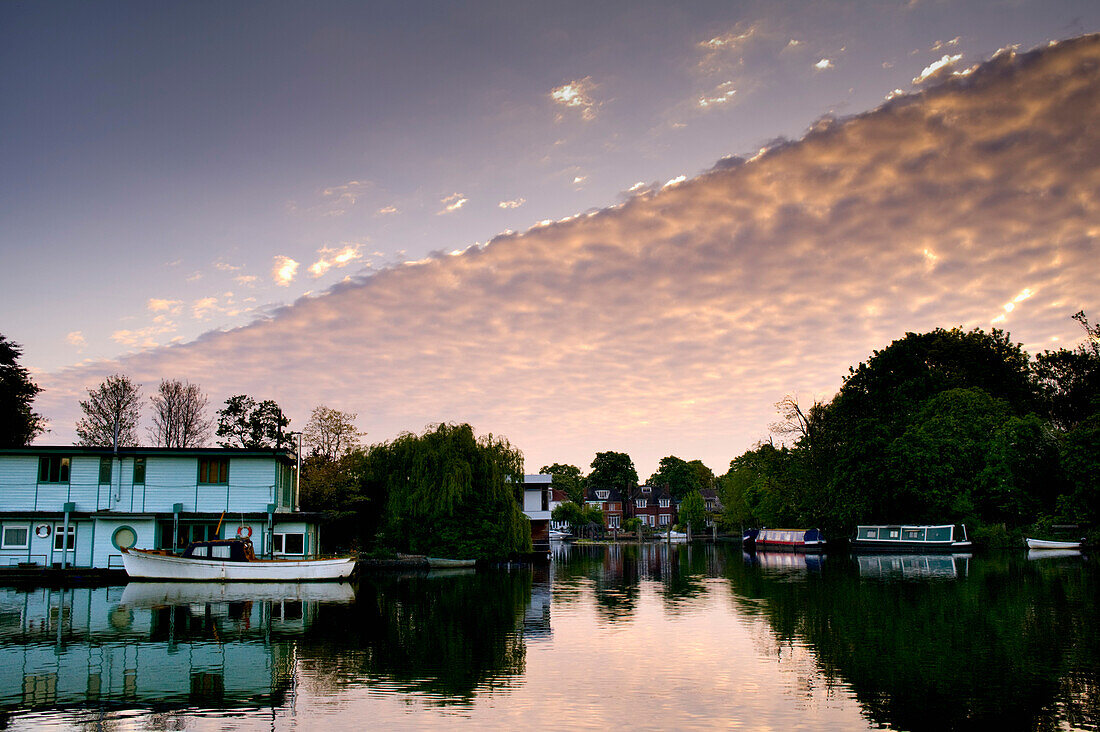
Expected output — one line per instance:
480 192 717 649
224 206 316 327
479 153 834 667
2 1 1098 477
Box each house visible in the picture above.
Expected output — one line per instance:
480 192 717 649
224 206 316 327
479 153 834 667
0 446 325 571
548 487 570 531
631 484 677 529
701 488 723 528
518 474 552 550
585 485 624 530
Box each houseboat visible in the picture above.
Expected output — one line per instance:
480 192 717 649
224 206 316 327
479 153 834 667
752 528 826 551
851 524 971 552
121 538 355 581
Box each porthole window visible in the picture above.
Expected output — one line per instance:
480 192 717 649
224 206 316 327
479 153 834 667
112 526 137 550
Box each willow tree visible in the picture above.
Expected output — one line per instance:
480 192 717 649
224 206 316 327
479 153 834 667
362 423 531 559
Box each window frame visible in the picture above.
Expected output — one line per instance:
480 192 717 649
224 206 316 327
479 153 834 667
198 458 229 485
1 524 30 549
111 525 137 551
54 524 76 552
99 457 112 485
636 499 647 509
132 457 146 485
38 456 71 484
274 532 305 556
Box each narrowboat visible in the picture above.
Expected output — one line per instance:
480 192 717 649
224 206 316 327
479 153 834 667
753 528 826 551
121 538 356 581
850 524 971 552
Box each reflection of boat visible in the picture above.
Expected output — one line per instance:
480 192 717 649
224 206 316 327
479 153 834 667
120 581 355 607
750 550 825 573
753 528 826 551
856 553 970 579
851 524 972 552
1028 549 1083 561
1026 538 1082 550
122 538 356 581
427 557 477 569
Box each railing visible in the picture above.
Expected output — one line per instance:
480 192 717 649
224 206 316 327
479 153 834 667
6 555 48 567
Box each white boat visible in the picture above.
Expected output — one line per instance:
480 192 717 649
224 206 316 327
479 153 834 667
549 529 571 540
660 530 688 542
121 538 355 581
1026 538 1083 550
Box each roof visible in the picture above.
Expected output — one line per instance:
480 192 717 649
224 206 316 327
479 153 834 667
1 446 295 462
586 485 624 502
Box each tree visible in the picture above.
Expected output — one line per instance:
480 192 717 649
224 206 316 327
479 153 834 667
0 334 44 446
75 374 142 447
679 490 706 533
362 423 531 560
148 379 212 448
588 451 638 503
648 456 701 499
539 462 585 505
216 395 292 449
304 405 362 461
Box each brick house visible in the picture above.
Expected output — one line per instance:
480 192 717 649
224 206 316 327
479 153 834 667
631 484 677 529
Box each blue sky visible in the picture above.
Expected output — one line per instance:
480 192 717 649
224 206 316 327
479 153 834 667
2 2 1098 473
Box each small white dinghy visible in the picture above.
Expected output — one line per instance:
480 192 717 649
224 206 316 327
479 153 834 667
1026 538 1083 550
122 538 355 581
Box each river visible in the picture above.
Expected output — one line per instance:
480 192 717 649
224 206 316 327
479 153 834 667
0 543 1095 730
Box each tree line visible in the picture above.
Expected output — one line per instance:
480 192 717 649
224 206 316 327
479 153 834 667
718 313 1100 543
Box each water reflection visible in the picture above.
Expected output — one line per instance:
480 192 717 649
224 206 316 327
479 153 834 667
0 582 344 716
0 546 1094 730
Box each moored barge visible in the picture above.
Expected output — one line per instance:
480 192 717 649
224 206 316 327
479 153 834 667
851 524 971 552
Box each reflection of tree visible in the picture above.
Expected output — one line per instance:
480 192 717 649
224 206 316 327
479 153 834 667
725 553 1099 730
298 571 532 704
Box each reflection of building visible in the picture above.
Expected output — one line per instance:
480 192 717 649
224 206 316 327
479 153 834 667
0 447 325 570
0 584 343 714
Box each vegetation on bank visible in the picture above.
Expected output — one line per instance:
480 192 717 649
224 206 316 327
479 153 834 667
718 314 1100 544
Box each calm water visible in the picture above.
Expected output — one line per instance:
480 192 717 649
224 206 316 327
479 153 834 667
0 544 1096 731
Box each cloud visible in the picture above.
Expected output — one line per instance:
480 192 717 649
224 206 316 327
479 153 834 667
66 332 86 349
214 261 242 272
147 298 183 314
698 81 737 109
377 205 398 215
234 274 259 286
499 198 526 209
309 244 364 277
111 322 176 348
572 176 587 185
272 256 299 286
550 77 599 120
437 193 468 215
930 37 961 52
913 53 963 84
35 35 1100 477
814 58 834 70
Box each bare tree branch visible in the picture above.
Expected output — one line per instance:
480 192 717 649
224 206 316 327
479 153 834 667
149 379 212 448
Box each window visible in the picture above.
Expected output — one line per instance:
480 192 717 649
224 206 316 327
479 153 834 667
608 515 620 529
2 525 29 549
659 514 670 526
99 457 112 485
111 526 137 550
659 498 670 508
641 485 652 493
212 545 231 558
38 456 70 484
198 458 229 485
862 528 877 539
54 525 75 551
636 499 647 509
157 521 219 549
192 546 208 557
274 533 305 555
133 458 146 485
888 529 900 539
595 490 609 500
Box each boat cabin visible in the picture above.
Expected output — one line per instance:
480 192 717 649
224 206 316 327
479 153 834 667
182 538 257 562
754 528 826 550
852 524 971 551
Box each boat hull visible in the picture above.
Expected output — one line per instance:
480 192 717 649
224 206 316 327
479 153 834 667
850 540 972 553
1026 538 1082 550
122 549 355 581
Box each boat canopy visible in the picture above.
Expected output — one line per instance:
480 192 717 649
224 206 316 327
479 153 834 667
181 538 256 562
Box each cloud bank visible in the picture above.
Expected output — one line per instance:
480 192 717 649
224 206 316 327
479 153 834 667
36 36 1100 475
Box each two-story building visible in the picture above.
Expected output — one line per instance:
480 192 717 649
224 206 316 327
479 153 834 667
518 473 552 550
632 484 677 529
0 447 325 571
585 485 624 530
